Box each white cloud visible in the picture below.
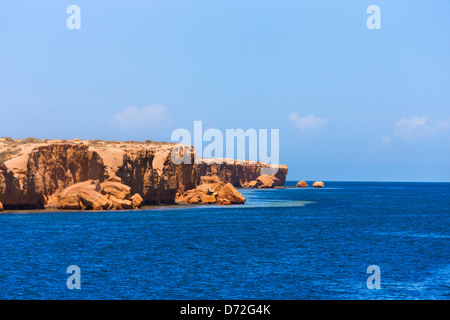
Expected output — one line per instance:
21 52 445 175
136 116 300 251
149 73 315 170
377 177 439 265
394 116 428 137
289 113 328 131
111 104 171 130
394 115 450 139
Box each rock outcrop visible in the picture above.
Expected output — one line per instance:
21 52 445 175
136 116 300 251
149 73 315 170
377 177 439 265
54 180 143 210
198 158 288 188
0 139 199 209
313 181 325 188
1 144 106 209
296 181 309 188
255 175 282 188
176 179 246 205
131 193 144 209
100 181 131 200
242 174 283 189
0 161 22 209
244 175 280 189
0 138 288 210
115 145 200 205
246 180 258 189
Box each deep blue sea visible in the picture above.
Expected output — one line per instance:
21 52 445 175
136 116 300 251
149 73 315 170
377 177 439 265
0 181 448 300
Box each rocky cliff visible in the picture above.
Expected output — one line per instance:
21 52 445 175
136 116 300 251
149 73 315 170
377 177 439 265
0 138 287 210
198 158 288 187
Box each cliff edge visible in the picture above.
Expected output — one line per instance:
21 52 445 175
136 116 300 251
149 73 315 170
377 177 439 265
0 138 288 210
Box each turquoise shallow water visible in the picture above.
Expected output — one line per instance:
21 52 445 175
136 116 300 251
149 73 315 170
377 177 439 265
0 181 448 299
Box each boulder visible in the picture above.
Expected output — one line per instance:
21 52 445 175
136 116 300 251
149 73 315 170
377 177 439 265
57 181 105 210
57 194 83 210
188 194 201 204
92 200 105 211
296 181 309 188
313 181 325 188
91 194 111 210
61 180 102 195
55 180 144 210
76 188 110 209
176 189 202 204
217 183 246 204
176 182 246 205
247 180 258 188
199 193 217 204
100 181 131 200
217 198 231 205
255 175 281 188
131 193 144 209
196 181 225 194
108 195 133 210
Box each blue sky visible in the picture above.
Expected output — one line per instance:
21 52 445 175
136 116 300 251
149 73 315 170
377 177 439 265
1 1 449 181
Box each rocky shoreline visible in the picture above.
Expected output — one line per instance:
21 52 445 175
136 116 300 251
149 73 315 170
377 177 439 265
0 138 288 211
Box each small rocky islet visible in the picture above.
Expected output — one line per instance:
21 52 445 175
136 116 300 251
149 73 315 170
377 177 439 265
295 180 325 188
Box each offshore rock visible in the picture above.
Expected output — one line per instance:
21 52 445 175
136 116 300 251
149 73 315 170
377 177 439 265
255 175 282 188
296 181 309 188
313 181 325 188
244 174 282 189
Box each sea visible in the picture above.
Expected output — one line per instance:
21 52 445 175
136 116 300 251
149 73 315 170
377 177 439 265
0 181 448 300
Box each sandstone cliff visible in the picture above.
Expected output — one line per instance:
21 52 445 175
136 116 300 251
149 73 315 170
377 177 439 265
198 158 288 188
0 138 198 209
0 138 288 210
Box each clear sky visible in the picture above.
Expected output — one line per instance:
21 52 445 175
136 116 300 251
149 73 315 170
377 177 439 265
1 1 449 181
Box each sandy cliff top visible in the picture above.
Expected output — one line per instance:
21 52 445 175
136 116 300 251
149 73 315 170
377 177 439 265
0 137 176 175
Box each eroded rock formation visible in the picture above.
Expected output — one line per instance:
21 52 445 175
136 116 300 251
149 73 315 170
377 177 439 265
0 140 198 209
53 180 143 210
0 144 106 209
296 181 309 188
243 174 283 189
0 138 288 210
198 158 288 187
176 178 246 205
313 181 325 188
